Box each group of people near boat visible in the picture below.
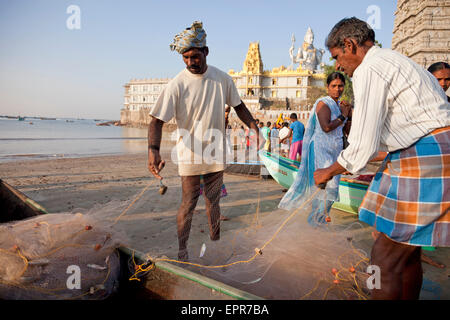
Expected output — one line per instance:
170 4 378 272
147 18 449 300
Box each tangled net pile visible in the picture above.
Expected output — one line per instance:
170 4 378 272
122 168 374 300
0 211 126 300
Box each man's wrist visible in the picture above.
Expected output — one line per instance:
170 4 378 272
337 114 346 122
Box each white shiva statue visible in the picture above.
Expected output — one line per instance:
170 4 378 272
289 27 325 72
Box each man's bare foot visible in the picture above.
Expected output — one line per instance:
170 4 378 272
421 253 445 268
178 249 189 262
220 215 229 221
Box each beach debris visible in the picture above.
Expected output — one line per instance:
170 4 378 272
87 264 107 271
349 267 355 273
94 244 102 251
325 216 331 223
331 268 338 275
199 243 206 258
254 248 263 255
333 279 340 285
85 225 93 230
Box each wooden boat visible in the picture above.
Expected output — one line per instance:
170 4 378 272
258 150 369 214
0 179 263 300
0 178 48 223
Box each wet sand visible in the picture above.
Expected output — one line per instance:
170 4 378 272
1 151 449 299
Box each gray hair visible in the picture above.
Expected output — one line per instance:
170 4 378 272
325 17 375 49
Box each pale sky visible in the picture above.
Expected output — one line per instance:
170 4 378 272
0 0 397 120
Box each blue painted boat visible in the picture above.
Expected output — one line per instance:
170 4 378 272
258 150 369 214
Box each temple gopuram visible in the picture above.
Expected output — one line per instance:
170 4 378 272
228 27 326 111
392 0 450 68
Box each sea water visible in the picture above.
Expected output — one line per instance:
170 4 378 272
0 118 150 162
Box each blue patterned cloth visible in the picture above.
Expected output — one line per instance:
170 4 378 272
170 21 207 54
278 96 344 225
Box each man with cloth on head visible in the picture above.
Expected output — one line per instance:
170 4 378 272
147 21 259 261
313 17 450 299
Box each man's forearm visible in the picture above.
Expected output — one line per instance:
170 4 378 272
148 116 164 149
327 161 347 177
234 102 257 131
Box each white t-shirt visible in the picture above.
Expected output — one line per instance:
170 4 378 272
279 127 290 140
150 65 241 176
279 126 290 150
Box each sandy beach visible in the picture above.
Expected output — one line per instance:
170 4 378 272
1 148 449 299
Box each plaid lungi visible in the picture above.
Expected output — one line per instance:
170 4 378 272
359 127 450 247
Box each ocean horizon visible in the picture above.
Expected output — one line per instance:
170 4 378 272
0 117 152 163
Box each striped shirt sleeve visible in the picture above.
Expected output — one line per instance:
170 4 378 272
337 66 389 173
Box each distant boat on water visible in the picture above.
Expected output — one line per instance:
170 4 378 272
40 117 56 120
18 116 25 121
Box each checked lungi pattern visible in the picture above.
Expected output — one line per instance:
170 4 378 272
359 127 450 247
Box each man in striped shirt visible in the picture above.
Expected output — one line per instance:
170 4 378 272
314 17 450 299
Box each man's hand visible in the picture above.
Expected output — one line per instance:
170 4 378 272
314 168 333 187
148 148 165 180
314 161 347 187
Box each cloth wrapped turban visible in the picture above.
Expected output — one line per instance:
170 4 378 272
170 21 207 54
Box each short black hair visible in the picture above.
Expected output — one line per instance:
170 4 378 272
267 121 271 126
290 113 297 120
428 62 450 74
327 72 346 86
325 17 375 49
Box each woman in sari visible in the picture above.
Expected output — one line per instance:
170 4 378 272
279 72 351 226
